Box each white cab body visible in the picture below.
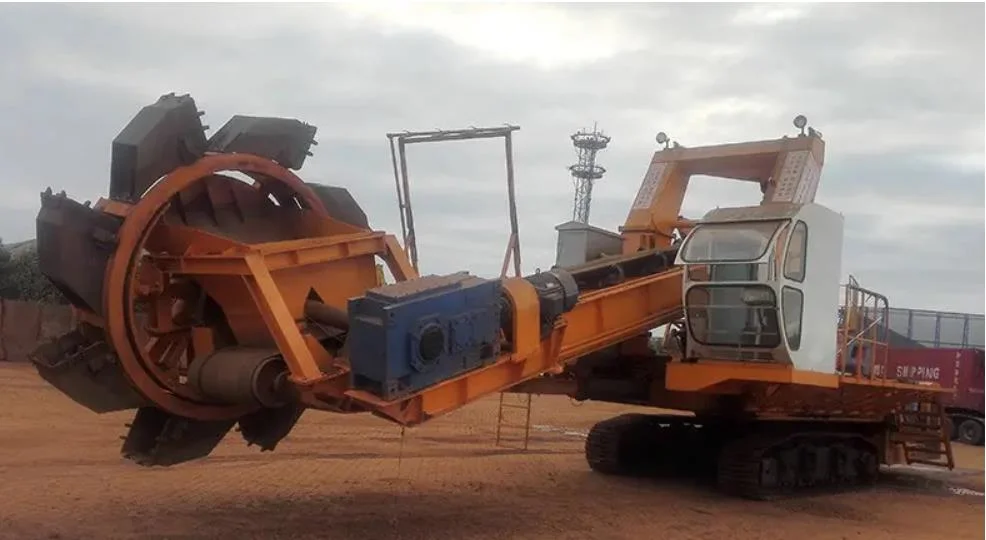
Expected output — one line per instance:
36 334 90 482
674 202 844 374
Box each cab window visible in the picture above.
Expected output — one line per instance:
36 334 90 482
783 220 807 282
782 286 804 351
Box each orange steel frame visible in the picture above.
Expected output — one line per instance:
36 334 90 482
90 134 948 430
620 135 825 253
516 132 949 423
143 247 684 425
83 153 423 421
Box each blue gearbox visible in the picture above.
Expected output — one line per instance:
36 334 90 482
347 272 503 401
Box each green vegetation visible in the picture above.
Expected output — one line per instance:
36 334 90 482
0 241 65 304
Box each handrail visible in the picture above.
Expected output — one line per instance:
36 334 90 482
837 276 890 383
846 314 884 346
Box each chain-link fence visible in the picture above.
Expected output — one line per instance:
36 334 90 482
883 307 985 349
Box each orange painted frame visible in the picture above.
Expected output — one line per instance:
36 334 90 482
96 152 421 421
147 231 417 387
101 153 330 420
620 135 825 254
309 268 685 425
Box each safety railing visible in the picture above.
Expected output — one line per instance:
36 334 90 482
836 275 890 382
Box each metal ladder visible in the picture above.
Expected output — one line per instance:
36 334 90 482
495 392 533 450
892 401 955 469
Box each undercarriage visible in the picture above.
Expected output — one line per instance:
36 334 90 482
585 413 884 500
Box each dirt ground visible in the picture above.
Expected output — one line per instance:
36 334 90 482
1 363 982 540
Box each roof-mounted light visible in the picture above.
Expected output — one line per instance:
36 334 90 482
793 115 808 136
656 131 670 149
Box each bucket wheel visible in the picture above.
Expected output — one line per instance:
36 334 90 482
102 153 330 421
30 93 369 464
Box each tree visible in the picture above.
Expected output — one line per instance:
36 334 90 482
0 240 67 304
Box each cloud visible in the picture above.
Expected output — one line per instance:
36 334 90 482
335 3 649 69
0 2 982 314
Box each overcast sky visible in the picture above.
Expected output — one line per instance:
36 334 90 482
1 3 983 314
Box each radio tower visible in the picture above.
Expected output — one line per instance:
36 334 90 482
568 123 610 223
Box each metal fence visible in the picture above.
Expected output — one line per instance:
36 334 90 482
883 307 985 349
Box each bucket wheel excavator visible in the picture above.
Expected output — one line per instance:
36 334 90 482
31 95 954 499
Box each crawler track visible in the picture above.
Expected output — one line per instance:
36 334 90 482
586 413 883 500
716 433 878 500
585 413 711 477
717 432 880 500
584 413 661 475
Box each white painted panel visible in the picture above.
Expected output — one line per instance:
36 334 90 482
630 162 668 210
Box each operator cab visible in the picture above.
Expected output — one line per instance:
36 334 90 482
674 202 844 373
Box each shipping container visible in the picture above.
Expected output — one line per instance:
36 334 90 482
874 348 985 445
